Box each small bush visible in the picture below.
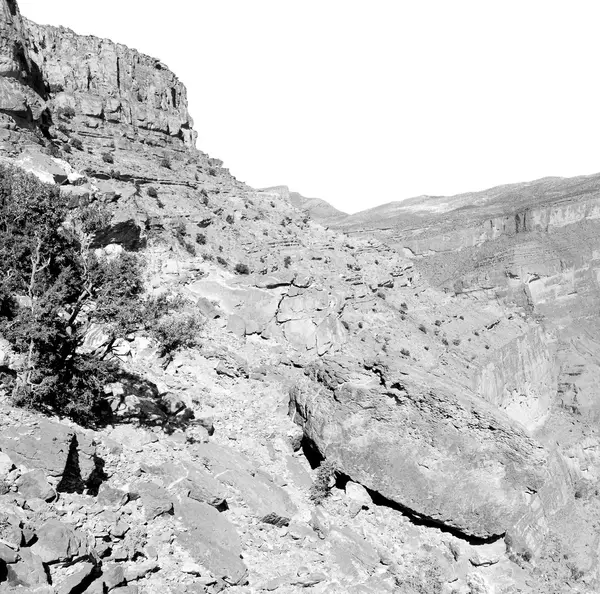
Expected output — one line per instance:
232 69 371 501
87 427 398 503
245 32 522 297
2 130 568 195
150 311 203 359
400 302 408 310
216 256 228 267
101 152 114 164
196 233 206 245
173 221 187 243
208 167 217 176
418 324 427 333
147 186 158 198
47 144 61 158
226 214 234 224
452 339 461 346
57 105 76 119
400 348 410 357
434 319 442 326
309 459 336 505
160 156 172 169
284 256 292 268
441 337 449 346
234 263 250 275
71 137 83 150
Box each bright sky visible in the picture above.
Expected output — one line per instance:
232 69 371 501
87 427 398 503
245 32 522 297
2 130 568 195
18 0 600 214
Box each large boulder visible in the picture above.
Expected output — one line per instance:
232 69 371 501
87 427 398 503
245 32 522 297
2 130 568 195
0 420 97 489
192 442 296 526
30 519 88 563
291 368 554 540
174 497 247 585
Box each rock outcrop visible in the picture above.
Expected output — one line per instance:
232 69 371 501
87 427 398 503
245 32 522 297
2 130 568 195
26 19 197 148
0 0 599 592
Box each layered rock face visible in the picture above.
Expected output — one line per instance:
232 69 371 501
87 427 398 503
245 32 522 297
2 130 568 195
25 19 197 148
0 0 45 131
0 1 598 592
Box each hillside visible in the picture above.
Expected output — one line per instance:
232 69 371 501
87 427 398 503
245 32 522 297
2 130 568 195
0 2 598 594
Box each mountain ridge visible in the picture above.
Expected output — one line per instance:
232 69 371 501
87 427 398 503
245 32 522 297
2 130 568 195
0 1 598 593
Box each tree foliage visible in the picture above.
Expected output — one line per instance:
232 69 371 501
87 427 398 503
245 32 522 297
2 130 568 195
0 166 143 424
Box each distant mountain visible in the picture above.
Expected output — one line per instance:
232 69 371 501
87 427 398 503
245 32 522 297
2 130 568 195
260 186 347 224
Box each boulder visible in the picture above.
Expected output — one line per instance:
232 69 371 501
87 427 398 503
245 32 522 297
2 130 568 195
345 481 372 508
291 375 550 539
16 469 56 502
101 563 126 589
0 420 96 486
31 519 88 563
131 480 173 520
5 549 47 588
56 562 96 594
174 497 247 585
192 442 296 526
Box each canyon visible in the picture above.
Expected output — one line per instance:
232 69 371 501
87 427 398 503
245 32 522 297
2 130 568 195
0 1 598 593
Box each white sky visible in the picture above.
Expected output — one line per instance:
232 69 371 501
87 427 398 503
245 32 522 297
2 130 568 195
18 0 600 214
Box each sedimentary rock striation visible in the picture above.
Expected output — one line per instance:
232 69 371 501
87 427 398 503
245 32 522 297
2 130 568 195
0 0 599 591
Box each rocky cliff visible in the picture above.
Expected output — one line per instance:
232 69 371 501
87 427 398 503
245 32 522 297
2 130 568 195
0 1 598 593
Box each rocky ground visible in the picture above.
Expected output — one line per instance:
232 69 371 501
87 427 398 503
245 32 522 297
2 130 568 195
0 0 599 593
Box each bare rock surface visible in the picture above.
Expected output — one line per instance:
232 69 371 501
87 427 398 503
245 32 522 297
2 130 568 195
0 0 599 592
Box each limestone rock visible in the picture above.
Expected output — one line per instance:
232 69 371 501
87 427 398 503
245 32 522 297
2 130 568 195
30 519 88 563
0 420 96 485
55 562 96 594
193 442 296 526
16 469 56 502
131 480 173 520
6 548 47 588
174 496 248 585
291 377 549 539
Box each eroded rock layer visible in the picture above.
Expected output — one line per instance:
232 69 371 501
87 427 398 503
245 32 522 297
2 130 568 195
0 0 598 592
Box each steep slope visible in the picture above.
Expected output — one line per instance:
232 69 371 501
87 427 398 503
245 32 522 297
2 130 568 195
0 2 597 593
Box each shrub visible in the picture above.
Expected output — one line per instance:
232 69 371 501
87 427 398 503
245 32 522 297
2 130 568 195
400 348 410 357
101 152 114 164
147 186 158 198
57 105 76 119
284 256 292 268
234 263 250 275
47 144 61 158
208 167 217 176
225 214 234 224
418 324 427 333
196 233 206 245
441 337 449 346
434 319 442 326
309 459 336 505
400 302 408 310
71 137 83 150
173 221 187 243
216 256 228 267
452 338 461 346
150 310 203 359
160 156 172 169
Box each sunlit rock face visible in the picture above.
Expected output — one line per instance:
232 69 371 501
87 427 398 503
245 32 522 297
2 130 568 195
25 19 197 148
0 0 46 134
